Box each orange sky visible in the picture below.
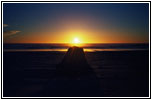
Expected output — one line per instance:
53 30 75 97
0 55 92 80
3 3 149 44
3 28 149 44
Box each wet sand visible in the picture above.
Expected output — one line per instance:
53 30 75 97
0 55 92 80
3 50 149 97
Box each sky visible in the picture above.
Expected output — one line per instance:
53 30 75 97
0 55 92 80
3 3 149 43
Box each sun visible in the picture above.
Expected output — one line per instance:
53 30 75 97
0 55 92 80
70 37 82 46
73 38 80 44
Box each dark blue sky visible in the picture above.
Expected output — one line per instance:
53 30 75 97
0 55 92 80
3 3 149 43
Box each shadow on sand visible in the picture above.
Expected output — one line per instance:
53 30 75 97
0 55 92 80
42 46 101 97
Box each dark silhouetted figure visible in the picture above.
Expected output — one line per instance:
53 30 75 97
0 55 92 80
43 46 101 97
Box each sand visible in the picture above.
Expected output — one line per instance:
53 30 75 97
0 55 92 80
3 50 149 97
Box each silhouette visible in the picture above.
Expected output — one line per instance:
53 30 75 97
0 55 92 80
57 46 96 78
43 46 101 97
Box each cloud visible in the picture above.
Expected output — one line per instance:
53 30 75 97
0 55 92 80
3 24 8 27
3 30 21 37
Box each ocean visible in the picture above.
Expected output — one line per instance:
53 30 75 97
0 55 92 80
3 43 149 52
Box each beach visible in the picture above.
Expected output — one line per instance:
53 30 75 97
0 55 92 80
3 50 149 97
3 2 150 98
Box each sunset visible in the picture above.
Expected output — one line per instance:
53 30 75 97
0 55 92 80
3 2 150 98
3 3 149 44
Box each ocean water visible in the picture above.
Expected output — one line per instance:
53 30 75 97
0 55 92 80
3 43 149 52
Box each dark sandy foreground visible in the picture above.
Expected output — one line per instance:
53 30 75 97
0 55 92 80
3 50 149 97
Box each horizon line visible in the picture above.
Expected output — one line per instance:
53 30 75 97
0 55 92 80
3 42 149 44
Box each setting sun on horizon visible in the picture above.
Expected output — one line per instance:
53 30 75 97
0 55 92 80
73 38 80 44
3 3 149 44
71 37 82 46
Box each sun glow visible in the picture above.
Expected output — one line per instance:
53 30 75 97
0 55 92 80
73 38 80 44
70 37 83 47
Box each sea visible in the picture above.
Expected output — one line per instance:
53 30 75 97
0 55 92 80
3 43 149 52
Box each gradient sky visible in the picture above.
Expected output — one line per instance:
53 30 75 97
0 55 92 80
3 3 149 43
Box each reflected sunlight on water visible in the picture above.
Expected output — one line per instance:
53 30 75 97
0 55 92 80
3 43 149 52
3 48 148 52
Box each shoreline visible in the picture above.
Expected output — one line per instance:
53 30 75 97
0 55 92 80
3 49 149 52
